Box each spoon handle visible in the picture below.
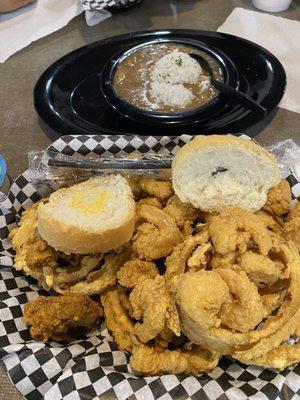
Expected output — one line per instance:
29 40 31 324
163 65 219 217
211 79 267 116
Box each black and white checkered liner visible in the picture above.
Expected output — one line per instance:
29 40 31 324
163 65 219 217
0 134 300 400
81 0 143 11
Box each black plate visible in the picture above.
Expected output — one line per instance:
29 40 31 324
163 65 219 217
34 29 286 136
100 37 239 126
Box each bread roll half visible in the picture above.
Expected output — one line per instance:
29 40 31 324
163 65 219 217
172 135 281 212
37 175 135 254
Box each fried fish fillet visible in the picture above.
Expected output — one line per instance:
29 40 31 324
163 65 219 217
130 345 219 375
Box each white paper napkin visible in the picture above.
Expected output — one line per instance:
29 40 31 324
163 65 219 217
0 0 83 63
84 9 111 27
218 8 300 114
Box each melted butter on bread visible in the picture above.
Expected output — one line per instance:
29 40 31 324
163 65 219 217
70 188 112 214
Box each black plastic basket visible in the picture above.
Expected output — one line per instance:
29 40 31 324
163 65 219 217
108 0 144 13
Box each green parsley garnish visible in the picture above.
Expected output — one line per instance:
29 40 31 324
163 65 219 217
175 57 183 67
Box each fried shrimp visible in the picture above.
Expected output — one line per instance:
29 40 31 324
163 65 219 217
217 268 267 332
136 197 163 212
208 208 273 255
164 195 200 227
130 275 180 343
264 180 292 216
12 171 300 377
117 258 158 288
139 177 173 201
175 242 300 356
238 251 287 285
132 205 182 260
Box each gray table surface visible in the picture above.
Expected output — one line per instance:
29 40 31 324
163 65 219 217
0 0 299 398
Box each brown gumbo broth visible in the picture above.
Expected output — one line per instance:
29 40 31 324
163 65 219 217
113 43 223 113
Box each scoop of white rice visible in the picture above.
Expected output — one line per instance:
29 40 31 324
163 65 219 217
199 76 211 92
151 49 202 85
150 82 194 107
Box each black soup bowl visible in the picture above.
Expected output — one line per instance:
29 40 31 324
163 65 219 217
100 38 239 126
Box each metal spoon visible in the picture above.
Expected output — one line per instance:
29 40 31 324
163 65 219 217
190 53 267 116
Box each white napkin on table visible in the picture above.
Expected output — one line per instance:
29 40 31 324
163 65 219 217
218 8 300 114
0 0 83 63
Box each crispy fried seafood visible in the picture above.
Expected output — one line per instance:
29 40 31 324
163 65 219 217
130 345 219 375
264 180 292 216
23 294 102 341
101 286 139 351
117 259 158 288
130 275 180 343
284 201 300 251
132 204 182 260
10 203 129 294
172 209 300 363
12 175 300 376
10 203 57 284
138 177 173 202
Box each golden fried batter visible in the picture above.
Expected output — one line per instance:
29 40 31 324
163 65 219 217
261 293 283 315
172 270 231 332
238 251 287 286
264 180 292 216
165 229 210 279
133 205 182 260
61 249 131 295
101 286 139 351
136 197 163 212
287 201 300 220
139 177 173 202
10 205 106 292
175 242 300 356
187 242 213 271
255 210 284 235
9 203 57 285
211 251 237 270
234 342 300 370
23 294 102 341
164 195 200 228
217 269 268 332
208 208 272 255
12 174 300 375
130 345 219 375
117 259 158 288
130 275 180 343
284 202 300 251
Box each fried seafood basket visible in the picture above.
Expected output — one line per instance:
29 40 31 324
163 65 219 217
0 134 300 400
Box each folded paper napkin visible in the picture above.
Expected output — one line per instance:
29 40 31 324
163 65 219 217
0 0 83 63
81 0 112 27
218 8 300 114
